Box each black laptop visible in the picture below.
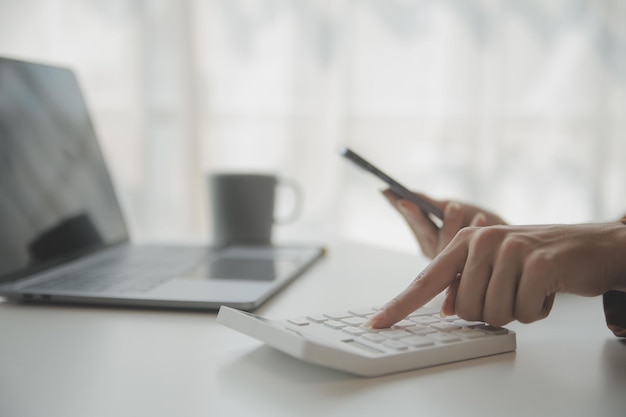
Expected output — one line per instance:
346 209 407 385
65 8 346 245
0 56 324 310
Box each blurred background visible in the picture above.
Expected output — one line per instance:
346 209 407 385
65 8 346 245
1 0 626 254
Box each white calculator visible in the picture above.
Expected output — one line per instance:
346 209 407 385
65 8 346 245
217 305 516 377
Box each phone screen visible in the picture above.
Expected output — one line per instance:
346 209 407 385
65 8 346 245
340 147 443 225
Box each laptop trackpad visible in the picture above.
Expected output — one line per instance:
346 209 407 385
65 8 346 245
179 245 321 283
145 246 323 305
183 256 293 282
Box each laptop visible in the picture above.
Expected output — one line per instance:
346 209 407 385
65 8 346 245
0 56 324 311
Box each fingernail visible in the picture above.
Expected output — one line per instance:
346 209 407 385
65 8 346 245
362 311 383 329
397 200 411 212
381 189 398 202
446 202 461 219
473 212 487 227
361 318 375 329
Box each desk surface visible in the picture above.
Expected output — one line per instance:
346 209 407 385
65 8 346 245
1 241 625 417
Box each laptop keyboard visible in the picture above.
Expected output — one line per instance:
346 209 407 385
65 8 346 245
23 245 205 295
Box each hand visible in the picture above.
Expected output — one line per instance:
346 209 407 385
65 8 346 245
367 222 626 328
382 189 506 258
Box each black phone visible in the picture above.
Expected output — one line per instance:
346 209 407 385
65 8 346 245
340 147 444 225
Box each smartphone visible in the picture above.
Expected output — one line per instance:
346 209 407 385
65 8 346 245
339 147 444 226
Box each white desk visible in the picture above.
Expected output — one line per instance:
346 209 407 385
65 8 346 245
1 241 625 417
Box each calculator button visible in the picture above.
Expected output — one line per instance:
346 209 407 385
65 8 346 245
401 325 429 334
287 317 310 326
361 333 386 343
342 317 367 326
307 314 327 323
383 340 408 351
409 327 437 336
348 308 376 317
324 312 352 320
475 324 508 335
378 329 412 339
428 333 461 343
343 326 366 336
391 319 416 329
324 320 346 329
453 329 486 339
454 319 484 327
403 336 435 348
430 323 461 332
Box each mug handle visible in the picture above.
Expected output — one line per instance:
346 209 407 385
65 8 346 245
275 178 302 225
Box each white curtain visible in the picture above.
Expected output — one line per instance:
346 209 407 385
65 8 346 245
2 0 626 253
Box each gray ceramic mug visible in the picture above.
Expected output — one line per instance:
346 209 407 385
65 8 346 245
209 173 301 247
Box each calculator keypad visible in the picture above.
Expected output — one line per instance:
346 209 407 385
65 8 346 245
283 307 506 355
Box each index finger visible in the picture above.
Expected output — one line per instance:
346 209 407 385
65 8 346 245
366 240 469 328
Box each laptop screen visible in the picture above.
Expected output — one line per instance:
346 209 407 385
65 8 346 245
0 57 129 282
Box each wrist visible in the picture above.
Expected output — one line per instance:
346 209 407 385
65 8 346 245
611 220 626 292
